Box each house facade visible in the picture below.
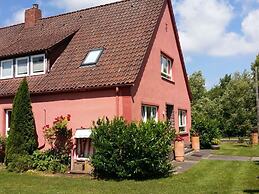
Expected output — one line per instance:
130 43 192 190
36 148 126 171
0 0 191 162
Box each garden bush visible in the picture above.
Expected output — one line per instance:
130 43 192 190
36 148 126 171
7 154 33 173
31 150 69 173
91 117 174 179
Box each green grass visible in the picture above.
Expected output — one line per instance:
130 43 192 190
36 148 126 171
0 160 258 194
214 143 259 157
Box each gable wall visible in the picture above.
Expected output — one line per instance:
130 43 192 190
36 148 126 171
131 2 191 141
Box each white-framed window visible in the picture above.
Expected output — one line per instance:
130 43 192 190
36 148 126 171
141 105 158 122
82 48 103 66
161 54 173 80
1 59 13 79
16 57 29 77
178 110 187 133
31 54 46 75
5 110 12 136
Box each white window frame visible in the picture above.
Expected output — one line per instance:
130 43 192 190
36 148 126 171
141 105 158 122
81 48 103 66
15 56 30 77
0 59 13 79
178 110 187 133
5 109 12 136
161 54 173 80
30 54 46 75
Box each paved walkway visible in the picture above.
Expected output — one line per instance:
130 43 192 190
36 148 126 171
172 150 259 174
172 150 211 174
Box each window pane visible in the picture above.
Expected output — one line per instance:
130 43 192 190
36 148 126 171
32 56 44 73
83 49 103 65
2 60 12 77
141 106 146 121
142 105 157 122
146 107 152 120
7 111 11 129
178 110 187 131
5 110 12 136
161 55 172 79
151 107 157 119
161 56 168 74
17 58 28 75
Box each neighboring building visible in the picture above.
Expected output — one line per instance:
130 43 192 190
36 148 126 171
0 0 191 164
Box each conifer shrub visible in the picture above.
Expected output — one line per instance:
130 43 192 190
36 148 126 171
5 78 38 169
91 117 174 179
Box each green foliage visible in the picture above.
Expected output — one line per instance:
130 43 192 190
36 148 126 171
211 138 221 145
208 74 231 100
0 136 6 163
31 150 69 173
220 72 256 137
43 115 72 155
188 71 207 104
91 117 174 179
6 154 33 173
192 97 221 148
190 63 257 143
6 78 38 167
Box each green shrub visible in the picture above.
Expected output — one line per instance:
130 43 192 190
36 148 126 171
7 154 33 173
6 78 38 166
91 117 174 179
0 136 6 163
31 150 69 173
192 97 221 148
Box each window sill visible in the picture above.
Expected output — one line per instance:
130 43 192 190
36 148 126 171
162 77 175 84
179 132 188 135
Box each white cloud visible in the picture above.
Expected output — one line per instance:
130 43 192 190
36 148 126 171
5 9 25 26
49 0 121 11
175 0 259 57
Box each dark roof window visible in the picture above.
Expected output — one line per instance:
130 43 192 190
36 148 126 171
81 48 103 66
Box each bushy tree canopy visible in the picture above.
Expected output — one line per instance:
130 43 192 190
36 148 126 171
190 55 258 141
220 72 256 137
189 71 206 104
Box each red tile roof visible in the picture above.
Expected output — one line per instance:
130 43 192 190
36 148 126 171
0 0 189 98
0 0 165 96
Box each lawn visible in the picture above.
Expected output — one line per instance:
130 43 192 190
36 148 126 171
214 143 259 157
0 160 258 194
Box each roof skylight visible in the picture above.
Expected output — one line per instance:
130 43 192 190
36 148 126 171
82 48 103 66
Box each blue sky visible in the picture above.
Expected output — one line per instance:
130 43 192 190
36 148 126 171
0 0 258 88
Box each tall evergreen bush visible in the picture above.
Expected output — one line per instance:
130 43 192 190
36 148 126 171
6 78 38 165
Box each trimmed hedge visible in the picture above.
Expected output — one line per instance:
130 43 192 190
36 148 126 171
91 117 174 179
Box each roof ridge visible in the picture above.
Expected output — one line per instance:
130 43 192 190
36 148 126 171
0 23 24 30
42 0 129 21
0 0 129 30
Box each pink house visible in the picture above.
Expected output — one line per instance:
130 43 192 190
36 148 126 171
0 0 191 163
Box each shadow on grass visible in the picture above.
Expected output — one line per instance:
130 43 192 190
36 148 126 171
243 190 259 194
233 144 250 148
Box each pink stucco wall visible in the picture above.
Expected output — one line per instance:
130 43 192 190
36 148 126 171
0 89 119 147
131 3 191 141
